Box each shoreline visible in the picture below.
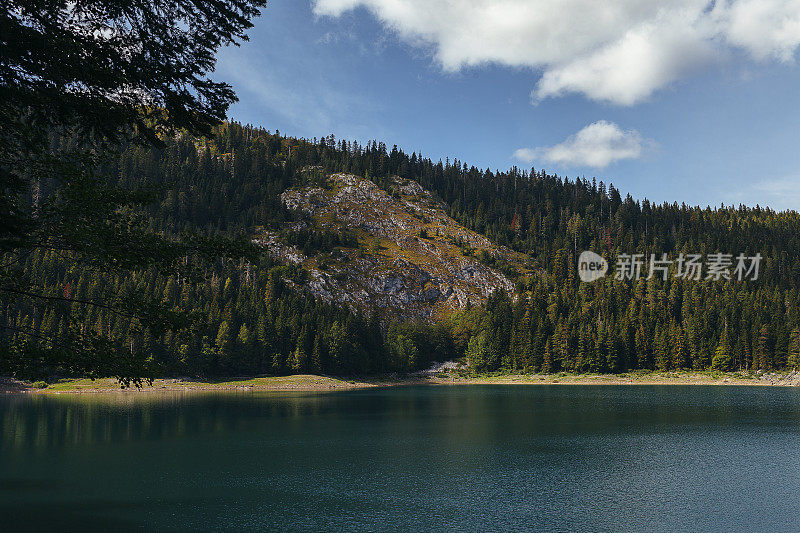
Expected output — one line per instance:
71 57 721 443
2 370 799 394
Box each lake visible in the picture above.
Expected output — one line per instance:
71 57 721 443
2 385 800 531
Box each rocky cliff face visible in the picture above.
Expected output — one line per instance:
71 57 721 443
255 172 532 319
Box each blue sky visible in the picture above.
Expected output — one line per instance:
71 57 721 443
216 0 800 211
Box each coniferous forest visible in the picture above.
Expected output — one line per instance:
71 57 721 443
4 122 800 380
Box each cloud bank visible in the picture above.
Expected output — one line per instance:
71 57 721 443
514 121 653 168
313 0 800 105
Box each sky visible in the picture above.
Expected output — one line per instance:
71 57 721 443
216 0 800 211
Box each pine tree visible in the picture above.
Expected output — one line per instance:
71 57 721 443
788 328 800 370
711 327 732 371
216 322 231 360
311 335 324 374
466 332 489 372
291 344 307 373
756 325 773 371
543 338 554 374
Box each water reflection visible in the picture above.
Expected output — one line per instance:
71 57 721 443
2 386 800 531
4 386 800 451
1 392 341 450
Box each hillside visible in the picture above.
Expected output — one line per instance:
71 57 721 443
256 171 532 319
5 122 800 380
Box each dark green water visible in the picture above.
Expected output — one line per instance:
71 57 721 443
3 385 800 532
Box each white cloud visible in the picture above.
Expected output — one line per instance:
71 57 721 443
512 148 538 163
720 0 800 62
313 0 800 105
532 13 715 105
724 175 800 212
514 121 653 168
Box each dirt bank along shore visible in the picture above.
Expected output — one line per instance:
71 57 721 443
3 370 798 394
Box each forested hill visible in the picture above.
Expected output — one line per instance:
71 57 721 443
128 122 800 287
6 122 800 379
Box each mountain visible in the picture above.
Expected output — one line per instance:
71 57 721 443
4 122 800 379
256 170 531 319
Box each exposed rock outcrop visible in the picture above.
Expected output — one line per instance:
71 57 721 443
256 173 532 319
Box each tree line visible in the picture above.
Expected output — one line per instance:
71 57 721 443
4 122 800 379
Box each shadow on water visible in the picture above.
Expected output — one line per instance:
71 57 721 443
0 496 230 532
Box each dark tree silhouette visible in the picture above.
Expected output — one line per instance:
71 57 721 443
1 0 266 384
